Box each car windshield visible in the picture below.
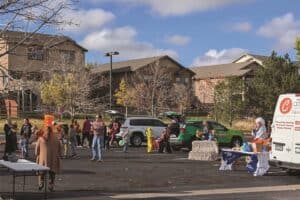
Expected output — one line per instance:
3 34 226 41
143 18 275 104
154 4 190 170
209 122 227 131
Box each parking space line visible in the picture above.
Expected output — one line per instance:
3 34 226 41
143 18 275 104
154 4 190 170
110 184 300 199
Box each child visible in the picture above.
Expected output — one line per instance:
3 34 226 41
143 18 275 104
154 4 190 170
208 129 217 141
121 128 130 153
19 135 27 158
61 129 69 158
69 124 78 158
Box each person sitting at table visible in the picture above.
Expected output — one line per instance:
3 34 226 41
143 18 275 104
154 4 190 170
36 125 61 192
252 117 268 141
251 117 269 152
195 121 210 140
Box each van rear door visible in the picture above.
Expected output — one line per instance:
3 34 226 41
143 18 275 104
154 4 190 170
271 94 294 163
291 95 300 164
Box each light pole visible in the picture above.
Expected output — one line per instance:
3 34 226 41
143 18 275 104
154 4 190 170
105 51 119 109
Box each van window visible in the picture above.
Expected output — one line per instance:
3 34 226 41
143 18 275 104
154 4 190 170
152 119 166 127
130 119 153 126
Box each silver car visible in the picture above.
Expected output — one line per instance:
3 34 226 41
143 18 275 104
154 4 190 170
116 117 167 147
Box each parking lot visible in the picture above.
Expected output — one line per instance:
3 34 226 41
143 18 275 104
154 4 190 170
1 145 300 200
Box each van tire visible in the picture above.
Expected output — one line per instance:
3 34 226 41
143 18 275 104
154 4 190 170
231 137 242 147
131 133 143 147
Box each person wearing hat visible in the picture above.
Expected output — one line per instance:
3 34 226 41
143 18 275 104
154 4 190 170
36 126 61 191
91 114 106 162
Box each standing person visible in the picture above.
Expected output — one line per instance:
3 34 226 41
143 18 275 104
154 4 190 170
202 121 210 140
169 119 180 136
91 115 106 162
69 124 78 158
158 127 172 153
74 120 82 147
105 119 113 150
82 116 92 148
3 118 12 160
35 126 61 192
109 121 120 147
3 121 18 160
20 118 32 158
121 128 130 153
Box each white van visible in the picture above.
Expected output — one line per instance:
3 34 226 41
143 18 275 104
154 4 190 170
270 93 300 169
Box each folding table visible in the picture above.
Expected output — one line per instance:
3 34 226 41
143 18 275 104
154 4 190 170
0 159 49 199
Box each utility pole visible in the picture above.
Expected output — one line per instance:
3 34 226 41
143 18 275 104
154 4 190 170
104 51 119 109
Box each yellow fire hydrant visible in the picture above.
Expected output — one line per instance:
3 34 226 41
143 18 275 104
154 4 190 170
146 127 153 153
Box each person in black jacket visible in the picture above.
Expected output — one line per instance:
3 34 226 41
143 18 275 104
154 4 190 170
20 118 32 158
3 118 12 160
3 120 18 160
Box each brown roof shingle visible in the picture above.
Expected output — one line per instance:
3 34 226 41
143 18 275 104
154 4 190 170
92 55 195 75
1 30 87 51
191 61 257 80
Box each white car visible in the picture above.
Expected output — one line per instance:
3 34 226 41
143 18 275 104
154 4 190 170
116 117 167 147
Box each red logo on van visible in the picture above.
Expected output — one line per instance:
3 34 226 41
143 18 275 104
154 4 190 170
280 98 292 114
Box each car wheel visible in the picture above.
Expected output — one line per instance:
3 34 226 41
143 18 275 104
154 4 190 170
231 137 242 147
131 133 143 147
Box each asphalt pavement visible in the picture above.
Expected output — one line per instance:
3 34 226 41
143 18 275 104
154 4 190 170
1 145 300 200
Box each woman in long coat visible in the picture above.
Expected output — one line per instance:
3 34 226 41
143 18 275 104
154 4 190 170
36 126 61 191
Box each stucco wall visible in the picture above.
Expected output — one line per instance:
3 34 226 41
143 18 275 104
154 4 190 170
7 40 85 72
193 78 224 104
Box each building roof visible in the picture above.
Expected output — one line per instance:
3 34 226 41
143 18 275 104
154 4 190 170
0 30 88 52
92 55 195 75
232 53 269 64
191 61 257 80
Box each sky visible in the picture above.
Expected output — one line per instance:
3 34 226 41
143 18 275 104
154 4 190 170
55 0 300 67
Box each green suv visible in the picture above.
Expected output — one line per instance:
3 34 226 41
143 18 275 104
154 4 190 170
170 120 244 150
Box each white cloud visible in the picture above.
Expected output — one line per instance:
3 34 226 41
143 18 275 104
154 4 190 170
257 13 300 51
63 8 115 33
231 22 252 32
166 35 190 46
96 0 247 16
81 26 178 59
192 48 248 66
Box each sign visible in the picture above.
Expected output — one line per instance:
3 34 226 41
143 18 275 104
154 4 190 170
280 97 292 114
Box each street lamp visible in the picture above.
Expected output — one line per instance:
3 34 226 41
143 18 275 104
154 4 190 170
104 51 119 109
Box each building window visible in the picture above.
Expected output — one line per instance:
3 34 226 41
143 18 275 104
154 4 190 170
185 77 189 84
60 50 75 64
176 77 181 83
27 46 44 61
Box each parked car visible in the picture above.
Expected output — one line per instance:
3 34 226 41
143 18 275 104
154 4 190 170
170 120 244 150
104 110 125 124
116 117 167 147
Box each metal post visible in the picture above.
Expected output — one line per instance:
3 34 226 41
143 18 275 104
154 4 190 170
109 55 112 109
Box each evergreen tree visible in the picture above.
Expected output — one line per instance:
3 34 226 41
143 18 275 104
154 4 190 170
214 77 244 126
247 52 299 117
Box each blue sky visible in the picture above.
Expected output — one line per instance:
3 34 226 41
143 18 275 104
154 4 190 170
58 0 300 66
